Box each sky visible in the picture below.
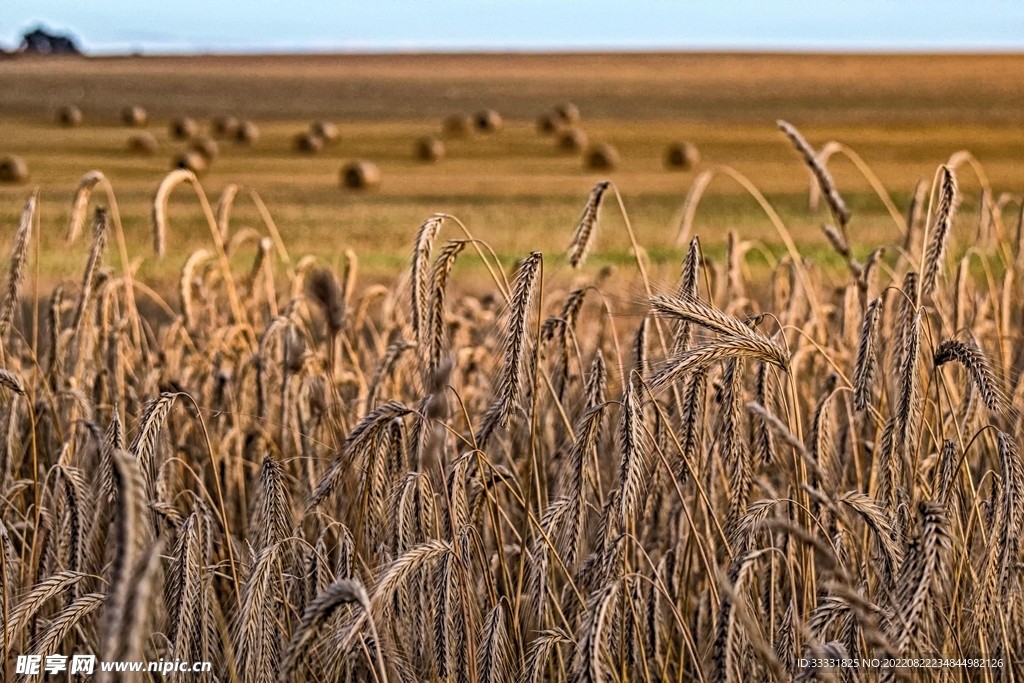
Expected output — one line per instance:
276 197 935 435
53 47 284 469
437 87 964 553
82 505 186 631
4 0 1024 54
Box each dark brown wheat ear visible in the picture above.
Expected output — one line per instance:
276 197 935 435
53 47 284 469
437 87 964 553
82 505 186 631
305 267 345 339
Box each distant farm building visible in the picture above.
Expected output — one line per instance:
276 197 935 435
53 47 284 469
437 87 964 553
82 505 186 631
20 27 82 55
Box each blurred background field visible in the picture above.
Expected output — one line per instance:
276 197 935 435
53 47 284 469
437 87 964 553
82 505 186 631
2 51 1024 291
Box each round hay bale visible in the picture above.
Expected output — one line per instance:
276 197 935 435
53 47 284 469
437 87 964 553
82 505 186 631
0 156 28 183
536 113 559 135
126 132 158 155
170 117 198 140
340 160 381 190
664 142 700 170
121 105 148 127
294 131 324 154
212 115 239 138
191 136 220 160
311 121 339 143
57 105 83 127
443 113 473 137
173 151 207 174
554 102 581 124
474 109 502 133
558 127 589 153
234 121 259 145
415 136 445 162
585 142 620 171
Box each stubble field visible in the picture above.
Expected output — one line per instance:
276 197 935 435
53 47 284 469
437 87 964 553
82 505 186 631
2 52 1024 290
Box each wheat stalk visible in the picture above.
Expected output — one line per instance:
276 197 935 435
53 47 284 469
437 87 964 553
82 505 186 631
67 171 104 244
152 168 195 257
216 183 239 240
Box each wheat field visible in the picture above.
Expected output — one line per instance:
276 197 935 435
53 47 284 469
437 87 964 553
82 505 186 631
1 110 1023 681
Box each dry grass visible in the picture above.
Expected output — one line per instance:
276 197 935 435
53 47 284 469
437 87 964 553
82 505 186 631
2 105 1024 678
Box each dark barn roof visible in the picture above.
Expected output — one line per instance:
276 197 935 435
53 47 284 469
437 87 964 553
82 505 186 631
20 27 81 55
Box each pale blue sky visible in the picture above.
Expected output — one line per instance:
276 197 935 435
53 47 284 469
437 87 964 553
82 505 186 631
4 0 1024 54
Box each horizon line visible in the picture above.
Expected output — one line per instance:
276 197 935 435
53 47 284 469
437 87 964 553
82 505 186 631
10 45 1024 58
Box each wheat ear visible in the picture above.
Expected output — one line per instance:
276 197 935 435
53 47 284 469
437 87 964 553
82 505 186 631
921 165 959 297
568 181 610 268
0 191 36 333
778 120 851 228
